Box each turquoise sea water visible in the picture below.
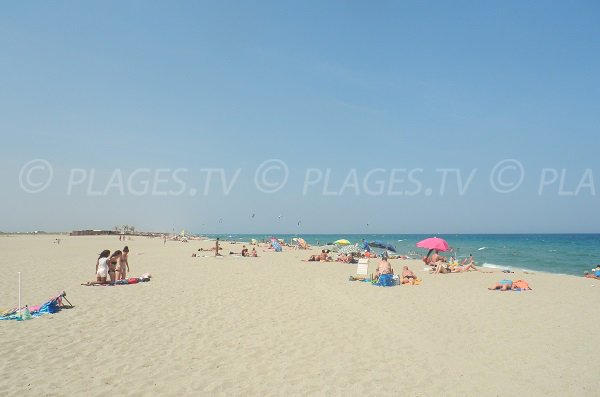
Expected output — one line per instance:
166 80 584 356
201 233 600 276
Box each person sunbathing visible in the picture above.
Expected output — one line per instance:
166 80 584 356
430 251 446 263
308 250 331 262
337 253 356 263
374 258 392 278
432 261 450 274
512 279 531 290
584 271 600 279
401 266 417 284
488 279 513 291
452 262 479 272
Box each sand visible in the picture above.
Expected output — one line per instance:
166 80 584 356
1 234 599 396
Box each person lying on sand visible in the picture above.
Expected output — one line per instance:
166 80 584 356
488 279 513 290
488 279 534 291
401 266 417 284
512 279 531 290
584 271 600 279
337 253 356 264
308 250 331 262
452 262 479 272
432 261 450 274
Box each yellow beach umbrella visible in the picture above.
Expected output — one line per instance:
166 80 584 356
334 239 351 246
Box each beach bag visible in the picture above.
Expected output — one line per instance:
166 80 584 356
378 274 395 287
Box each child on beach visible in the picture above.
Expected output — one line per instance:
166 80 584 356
117 246 130 280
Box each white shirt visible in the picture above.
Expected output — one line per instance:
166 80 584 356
97 257 109 273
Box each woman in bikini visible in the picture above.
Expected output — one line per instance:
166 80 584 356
401 266 417 284
108 250 122 283
117 246 130 280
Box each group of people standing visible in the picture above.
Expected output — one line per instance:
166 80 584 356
94 246 130 284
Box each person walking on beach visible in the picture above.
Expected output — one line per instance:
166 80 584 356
215 238 221 256
362 239 370 254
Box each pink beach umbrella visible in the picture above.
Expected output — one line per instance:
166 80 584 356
416 237 449 252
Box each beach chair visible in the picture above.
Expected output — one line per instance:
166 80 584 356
351 258 370 280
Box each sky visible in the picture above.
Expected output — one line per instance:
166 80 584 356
1 1 599 234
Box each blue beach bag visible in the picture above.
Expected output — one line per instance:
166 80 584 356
378 274 395 287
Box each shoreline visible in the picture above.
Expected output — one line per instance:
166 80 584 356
12 232 594 278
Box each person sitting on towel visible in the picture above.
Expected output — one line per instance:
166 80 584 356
374 258 392 279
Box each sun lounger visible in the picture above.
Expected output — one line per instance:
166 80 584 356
348 258 370 281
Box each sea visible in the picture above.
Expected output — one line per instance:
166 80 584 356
200 233 600 276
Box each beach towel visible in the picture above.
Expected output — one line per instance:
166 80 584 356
82 274 151 286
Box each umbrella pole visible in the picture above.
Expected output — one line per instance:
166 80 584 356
18 272 21 319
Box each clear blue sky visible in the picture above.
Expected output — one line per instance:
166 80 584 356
2 1 599 233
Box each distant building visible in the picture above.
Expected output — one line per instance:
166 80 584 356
70 229 117 236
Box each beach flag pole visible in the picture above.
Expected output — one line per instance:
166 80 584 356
18 272 21 319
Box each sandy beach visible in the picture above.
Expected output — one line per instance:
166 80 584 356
1 234 599 396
